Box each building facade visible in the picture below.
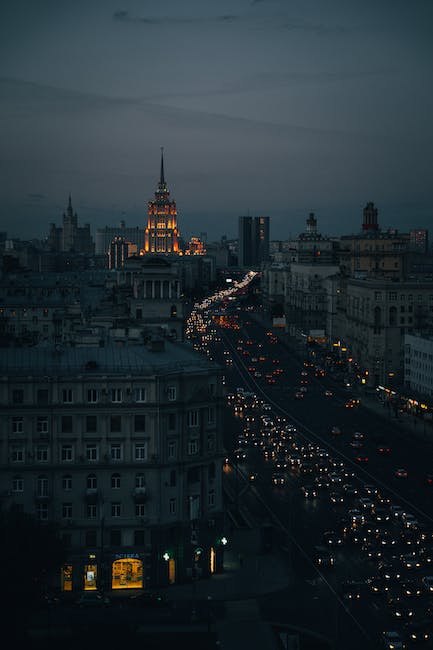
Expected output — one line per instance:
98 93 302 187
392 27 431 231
238 216 270 267
0 341 225 593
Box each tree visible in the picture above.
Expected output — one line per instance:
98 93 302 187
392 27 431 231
0 508 68 613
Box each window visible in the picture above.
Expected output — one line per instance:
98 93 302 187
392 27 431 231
134 530 145 545
62 389 73 403
110 443 122 461
167 386 176 401
12 417 23 434
36 503 48 521
87 389 99 403
207 435 215 451
134 443 148 461
208 463 216 481
85 530 97 547
207 407 215 424
389 292 397 301
37 417 49 434
169 498 176 515
62 503 73 519
36 445 49 462
111 473 121 489
61 445 73 462
208 490 215 507
11 446 24 463
85 416 97 433
110 530 121 546
135 473 145 489
135 504 146 517
86 504 97 519
86 445 98 461
169 469 176 487
134 387 146 402
209 383 216 396
62 475 72 490
168 440 177 459
37 389 49 404
61 416 73 434
134 415 146 432
168 413 176 430
111 388 123 403
86 474 97 489
187 467 200 483
187 439 198 455
111 503 121 518
12 389 24 404
187 410 199 428
110 415 122 433
36 475 49 497
12 475 23 492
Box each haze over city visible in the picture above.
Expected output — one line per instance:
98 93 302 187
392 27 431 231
1 0 433 241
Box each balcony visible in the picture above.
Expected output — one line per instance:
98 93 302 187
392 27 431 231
84 488 99 503
132 487 147 502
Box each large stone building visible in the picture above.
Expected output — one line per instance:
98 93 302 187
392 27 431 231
47 195 94 254
0 340 225 592
144 149 180 255
332 278 433 386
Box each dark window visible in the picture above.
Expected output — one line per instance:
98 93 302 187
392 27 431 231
86 416 97 433
110 415 121 433
37 389 49 404
61 534 72 549
209 462 216 480
134 530 145 546
12 389 24 404
170 469 176 487
136 309 142 319
85 530 97 547
110 530 121 546
134 415 146 432
61 416 73 433
168 413 176 430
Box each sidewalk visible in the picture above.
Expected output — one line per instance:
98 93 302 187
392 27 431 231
157 526 291 650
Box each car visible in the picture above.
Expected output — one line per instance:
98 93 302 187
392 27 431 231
403 514 419 530
314 545 335 567
294 391 304 399
375 508 391 523
401 554 422 570
331 426 342 435
401 580 423 598
377 444 392 455
395 468 409 479
329 472 343 485
368 576 390 595
341 580 365 601
353 431 365 440
323 530 344 546
330 491 344 505
234 448 247 461
272 472 286 486
404 619 431 643
422 576 433 593
345 398 360 409
76 591 111 607
324 390 333 398
128 591 167 608
382 630 406 649
349 508 365 525
387 597 415 620
301 485 318 499
359 497 375 511
426 474 433 486
355 453 369 463
390 504 406 519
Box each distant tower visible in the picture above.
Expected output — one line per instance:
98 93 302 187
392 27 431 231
238 216 270 267
306 212 317 235
144 148 180 254
362 202 379 232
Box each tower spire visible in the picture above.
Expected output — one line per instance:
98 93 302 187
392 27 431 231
160 146 165 185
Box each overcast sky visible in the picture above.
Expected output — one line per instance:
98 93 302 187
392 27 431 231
1 0 432 243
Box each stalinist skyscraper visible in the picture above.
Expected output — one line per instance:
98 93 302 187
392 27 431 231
144 148 180 254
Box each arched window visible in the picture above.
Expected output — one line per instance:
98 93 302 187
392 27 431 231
87 474 97 490
135 473 145 489
111 473 121 489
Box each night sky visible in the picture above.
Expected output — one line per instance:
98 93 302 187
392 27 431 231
1 0 432 243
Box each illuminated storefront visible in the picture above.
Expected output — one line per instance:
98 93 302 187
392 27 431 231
111 556 143 590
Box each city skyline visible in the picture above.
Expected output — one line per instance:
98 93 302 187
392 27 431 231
1 0 433 242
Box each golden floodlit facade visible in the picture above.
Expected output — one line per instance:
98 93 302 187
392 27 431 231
144 148 180 254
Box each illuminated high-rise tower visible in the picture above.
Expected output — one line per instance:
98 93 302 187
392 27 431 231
144 148 180 254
